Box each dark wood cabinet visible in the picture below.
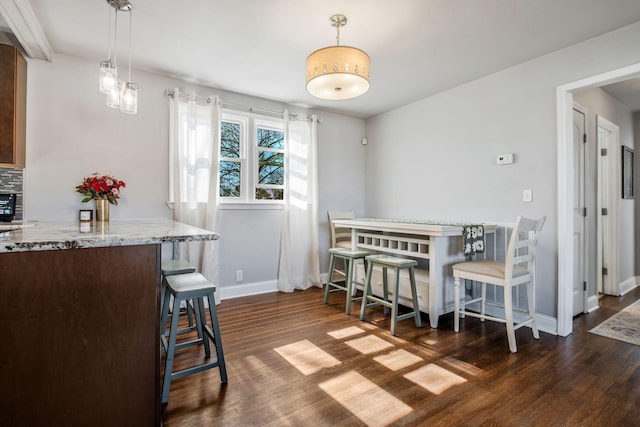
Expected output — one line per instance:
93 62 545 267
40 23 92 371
0 43 26 168
0 245 162 426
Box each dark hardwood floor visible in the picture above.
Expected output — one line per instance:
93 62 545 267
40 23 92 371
162 286 640 426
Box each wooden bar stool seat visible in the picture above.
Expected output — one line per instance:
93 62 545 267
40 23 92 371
360 254 422 336
324 248 369 315
161 259 197 329
160 272 228 404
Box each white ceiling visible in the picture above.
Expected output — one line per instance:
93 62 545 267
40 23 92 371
11 1 640 117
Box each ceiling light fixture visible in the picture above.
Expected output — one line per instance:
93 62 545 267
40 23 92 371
305 14 370 100
99 0 137 114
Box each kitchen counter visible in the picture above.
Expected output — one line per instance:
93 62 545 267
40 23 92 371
0 218 219 252
0 219 217 426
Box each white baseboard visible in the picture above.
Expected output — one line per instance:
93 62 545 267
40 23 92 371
587 295 600 313
219 280 278 300
619 276 639 296
320 272 329 285
535 312 557 335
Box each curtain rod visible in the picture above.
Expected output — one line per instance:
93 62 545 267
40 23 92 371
222 102 322 123
164 89 212 103
165 89 321 123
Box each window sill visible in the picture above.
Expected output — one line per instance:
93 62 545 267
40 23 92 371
166 201 285 211
218 202 284 210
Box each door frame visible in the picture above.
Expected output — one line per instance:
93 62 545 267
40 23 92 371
572 103 588 315
556 63 640 337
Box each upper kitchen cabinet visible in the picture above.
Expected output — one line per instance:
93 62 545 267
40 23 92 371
0 43 26 168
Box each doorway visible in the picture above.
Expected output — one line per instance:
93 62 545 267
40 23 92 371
556 63 640 337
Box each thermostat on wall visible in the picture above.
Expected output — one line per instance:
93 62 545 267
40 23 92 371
497 153 514 165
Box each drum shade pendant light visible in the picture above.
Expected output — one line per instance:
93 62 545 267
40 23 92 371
99 0 138 114
306 14 370 100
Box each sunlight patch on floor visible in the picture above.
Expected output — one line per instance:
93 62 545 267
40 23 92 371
327 326 366 340
438 356 485 377
403 363 467 395
274 339 340 375
319 370 413 427
373 349 423 371
345 335 394 355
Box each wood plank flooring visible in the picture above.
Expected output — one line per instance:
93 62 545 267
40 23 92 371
162 286 640 426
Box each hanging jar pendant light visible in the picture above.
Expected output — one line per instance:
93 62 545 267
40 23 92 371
99 0 137 114
119 1 137 114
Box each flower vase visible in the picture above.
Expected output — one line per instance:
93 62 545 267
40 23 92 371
95 198 110 221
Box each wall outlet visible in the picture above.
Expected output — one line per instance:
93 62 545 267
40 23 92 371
236 270 243 282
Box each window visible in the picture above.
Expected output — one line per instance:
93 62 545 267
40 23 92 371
219 111 285 203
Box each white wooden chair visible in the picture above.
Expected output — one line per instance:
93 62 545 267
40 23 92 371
452 216 546 353
327 210 355 280
328 210 355 249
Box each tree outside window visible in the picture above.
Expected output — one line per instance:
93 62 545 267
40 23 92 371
219 112 285 202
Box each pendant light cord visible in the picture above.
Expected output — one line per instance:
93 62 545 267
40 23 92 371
106 6 113 60
113 9 118 67
127 9 133 82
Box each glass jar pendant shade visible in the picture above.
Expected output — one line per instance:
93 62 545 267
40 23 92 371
120 82 138 114
106 80 123 108
306 14 370 100
99 60 117 94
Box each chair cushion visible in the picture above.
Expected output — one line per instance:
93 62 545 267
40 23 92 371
452 260 527 279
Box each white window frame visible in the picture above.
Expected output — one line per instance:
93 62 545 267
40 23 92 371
219 110 285 207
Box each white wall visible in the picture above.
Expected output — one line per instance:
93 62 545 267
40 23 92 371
365 21 640 320
24 53 365 293
574 88 635 296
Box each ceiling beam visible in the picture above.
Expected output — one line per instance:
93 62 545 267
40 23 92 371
0 0 52 60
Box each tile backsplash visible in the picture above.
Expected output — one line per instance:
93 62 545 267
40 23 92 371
0 167 23 220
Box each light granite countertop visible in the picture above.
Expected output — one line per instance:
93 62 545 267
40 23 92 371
0 219 219 253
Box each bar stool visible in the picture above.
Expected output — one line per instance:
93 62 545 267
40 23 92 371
161 259 196 329
360 254 422 336
324 248 369 315
160 272 228 404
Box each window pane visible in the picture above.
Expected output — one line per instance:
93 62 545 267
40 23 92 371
258 151 284 185
255 188 283 200
257 128 284 149
221 122 240 158
219 161 241 197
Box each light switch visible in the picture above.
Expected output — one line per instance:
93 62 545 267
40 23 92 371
497 153 514 165
523 189 532 202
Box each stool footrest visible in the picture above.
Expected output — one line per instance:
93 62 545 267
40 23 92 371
169 359 223 382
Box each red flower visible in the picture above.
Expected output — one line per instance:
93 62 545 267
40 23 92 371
76 173 126 205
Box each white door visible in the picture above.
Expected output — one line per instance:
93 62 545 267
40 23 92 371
572 107 587 315
597 116 620 296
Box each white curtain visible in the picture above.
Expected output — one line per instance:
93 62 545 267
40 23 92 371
277 113 321 292
169 89 221 303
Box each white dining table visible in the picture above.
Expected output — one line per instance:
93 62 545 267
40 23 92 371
332 218 497 328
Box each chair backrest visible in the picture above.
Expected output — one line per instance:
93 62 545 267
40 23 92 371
504 216 546 281
328 210 355 248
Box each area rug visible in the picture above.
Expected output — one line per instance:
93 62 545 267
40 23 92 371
589 299 640 346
